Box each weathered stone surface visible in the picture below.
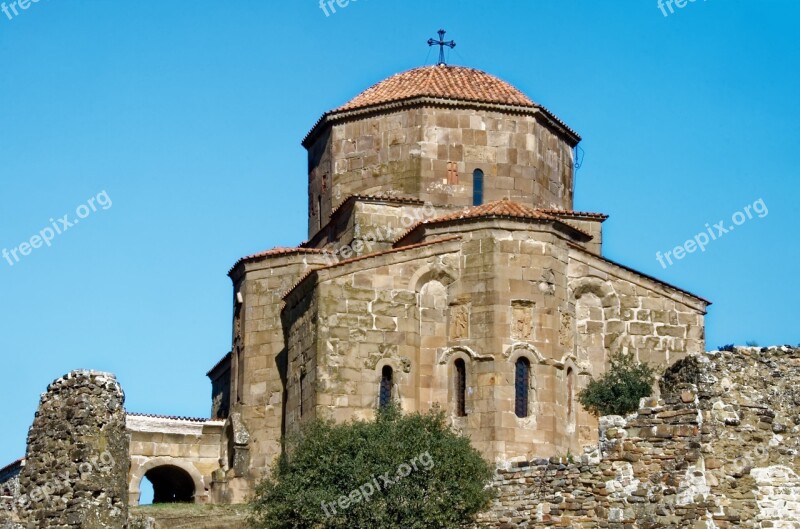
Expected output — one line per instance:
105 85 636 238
475 346 800 528
16 370 129 529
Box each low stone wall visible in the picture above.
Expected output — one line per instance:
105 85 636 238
477 346 800 528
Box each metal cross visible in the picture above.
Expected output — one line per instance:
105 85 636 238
427 29 456 66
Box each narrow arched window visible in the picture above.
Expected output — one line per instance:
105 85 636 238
454 359 467 417
515 357 530 418
299 370 306 417
567 367 574 418
379 365 393 408
472 169 484 206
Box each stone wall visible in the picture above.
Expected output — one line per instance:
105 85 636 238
224 250 332 502
15 370 129 529
568 246 706 371
304 103 578 241
280 217 707 466
477 346 800 528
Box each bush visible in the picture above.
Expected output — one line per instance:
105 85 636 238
249 405 495 529
577 352 656 416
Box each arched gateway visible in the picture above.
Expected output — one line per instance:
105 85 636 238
126 413 224 506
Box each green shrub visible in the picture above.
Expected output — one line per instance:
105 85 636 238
249 404 494 529
577 352 656 416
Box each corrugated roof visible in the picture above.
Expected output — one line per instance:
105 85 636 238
126 412 211 423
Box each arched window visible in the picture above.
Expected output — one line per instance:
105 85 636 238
472 169 484 206
379 365 393 408
567 367 574 418
515 357 530 418
454 359 467 417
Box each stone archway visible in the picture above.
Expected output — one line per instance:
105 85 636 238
129 457 207 506
144 465 195 503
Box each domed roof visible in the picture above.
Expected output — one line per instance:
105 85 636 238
335 65 536 112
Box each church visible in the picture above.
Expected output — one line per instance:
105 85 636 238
203 58 709 503
1 54 710 509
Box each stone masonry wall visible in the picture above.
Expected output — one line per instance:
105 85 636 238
0 462 22 527
14 370 129 529
305 104 577 241
477 346 800 528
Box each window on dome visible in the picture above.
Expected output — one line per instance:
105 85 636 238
473 169 484 206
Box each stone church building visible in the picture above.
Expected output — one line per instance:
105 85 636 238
205 63 708 503
1 63 710 509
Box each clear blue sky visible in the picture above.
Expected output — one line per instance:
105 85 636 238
1 1 798 465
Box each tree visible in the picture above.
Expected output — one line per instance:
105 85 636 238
249 405 494 529
577 352 657 416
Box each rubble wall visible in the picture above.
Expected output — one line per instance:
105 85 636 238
477 346 800 528
15 370 129 529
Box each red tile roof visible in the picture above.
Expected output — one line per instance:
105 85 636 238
229 247 333 275
328 193 426 221
394 199 593 244
429 199 559 223
304 65 580 148
537 208 609 221
336 65 536 112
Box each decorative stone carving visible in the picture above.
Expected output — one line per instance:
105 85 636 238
512 300 535 340
449 304 470 340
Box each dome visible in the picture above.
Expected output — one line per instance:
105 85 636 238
334 65 537 112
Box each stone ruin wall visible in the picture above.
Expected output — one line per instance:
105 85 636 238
477 346 800 528
2 370 129 529
0 464 21 526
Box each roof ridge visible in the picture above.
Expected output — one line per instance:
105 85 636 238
537 207 609 220
393 199 593 244
127 412 213 423
228 246 334 276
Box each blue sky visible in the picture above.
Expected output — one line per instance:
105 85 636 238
1 0 798 466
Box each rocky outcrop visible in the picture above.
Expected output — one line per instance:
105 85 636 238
15 370 129 529
478 346 800 528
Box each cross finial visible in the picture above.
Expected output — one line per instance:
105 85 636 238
427 29 456 66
